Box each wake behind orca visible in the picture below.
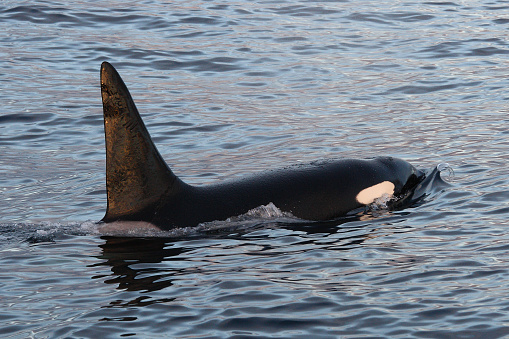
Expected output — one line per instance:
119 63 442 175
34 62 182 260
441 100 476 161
100 62 426 230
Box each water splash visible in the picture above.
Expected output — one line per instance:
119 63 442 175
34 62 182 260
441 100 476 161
243 202 294 219
437 162 454 180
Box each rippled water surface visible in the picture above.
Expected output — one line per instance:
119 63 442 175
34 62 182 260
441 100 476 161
1 1 509 338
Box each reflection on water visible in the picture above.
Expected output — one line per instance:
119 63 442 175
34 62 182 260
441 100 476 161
1 0 509 337
96 237 181 309
94 221 376 309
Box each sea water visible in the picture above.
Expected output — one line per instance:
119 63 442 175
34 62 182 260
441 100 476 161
1 1 509 337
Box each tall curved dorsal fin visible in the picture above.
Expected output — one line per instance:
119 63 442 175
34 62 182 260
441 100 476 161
100 61 181 222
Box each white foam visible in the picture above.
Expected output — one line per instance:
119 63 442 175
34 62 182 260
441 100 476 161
244 202 293 219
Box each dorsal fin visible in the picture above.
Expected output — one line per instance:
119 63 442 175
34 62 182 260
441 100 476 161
100 61 182 222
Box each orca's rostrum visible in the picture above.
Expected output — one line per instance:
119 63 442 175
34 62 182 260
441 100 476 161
100 61 424 229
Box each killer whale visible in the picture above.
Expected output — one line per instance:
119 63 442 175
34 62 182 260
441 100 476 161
100 61 424 230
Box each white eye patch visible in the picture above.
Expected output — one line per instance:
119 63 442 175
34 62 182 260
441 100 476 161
356 181 395 205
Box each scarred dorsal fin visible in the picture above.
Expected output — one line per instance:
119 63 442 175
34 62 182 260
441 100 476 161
100 61 182 222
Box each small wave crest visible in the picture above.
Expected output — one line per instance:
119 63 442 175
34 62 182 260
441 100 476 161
0 221 94 244
406 162 452 209
4 204 294 241
197 203 299 234
241 202 294 219
437 162 454 180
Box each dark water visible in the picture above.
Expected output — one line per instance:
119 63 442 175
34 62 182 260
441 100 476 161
1 0 509 337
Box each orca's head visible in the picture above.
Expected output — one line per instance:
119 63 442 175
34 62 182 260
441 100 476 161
352 157 424 207
374 156 425 208
377 157 424 192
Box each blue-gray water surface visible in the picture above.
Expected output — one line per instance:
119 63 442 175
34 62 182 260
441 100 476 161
1 0 509 338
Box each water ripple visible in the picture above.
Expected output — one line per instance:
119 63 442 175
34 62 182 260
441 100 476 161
2 0 509 338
